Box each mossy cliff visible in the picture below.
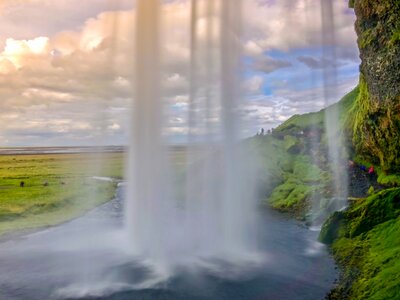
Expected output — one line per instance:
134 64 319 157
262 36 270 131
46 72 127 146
320 188 400 299
351 0 400 173
317 2 400 298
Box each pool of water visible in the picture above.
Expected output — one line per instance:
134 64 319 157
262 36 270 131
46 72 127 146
0 188 337 300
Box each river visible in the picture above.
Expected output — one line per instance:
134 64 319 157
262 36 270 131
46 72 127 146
0 186 337 300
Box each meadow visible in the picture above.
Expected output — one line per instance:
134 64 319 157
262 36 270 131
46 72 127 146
0 152 124 237
0 148 190 238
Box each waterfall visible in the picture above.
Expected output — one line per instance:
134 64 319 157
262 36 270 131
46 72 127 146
126 0 259 269
320 0 348 207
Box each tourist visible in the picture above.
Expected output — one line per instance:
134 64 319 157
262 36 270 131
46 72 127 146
368 165 374 175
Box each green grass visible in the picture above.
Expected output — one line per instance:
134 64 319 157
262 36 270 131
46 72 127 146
0 152 124 236
0 149 189 237
275 86 359 136
274 111 324 135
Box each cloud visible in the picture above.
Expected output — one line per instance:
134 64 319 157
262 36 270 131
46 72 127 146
244 0 357 52
0 0 359 146
297 55 344 69
243 75 264 93
244 41 264 56
252 56 292 74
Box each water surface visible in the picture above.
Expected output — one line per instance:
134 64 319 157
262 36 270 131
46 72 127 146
0 187 337 300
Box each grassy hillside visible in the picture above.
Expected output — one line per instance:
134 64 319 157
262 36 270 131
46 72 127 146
253 87 360 220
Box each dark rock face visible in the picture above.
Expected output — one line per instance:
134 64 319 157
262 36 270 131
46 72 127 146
352 0 400 172
354 0 400 100
348 163 380 198
319 211 345 245
354 0 400 101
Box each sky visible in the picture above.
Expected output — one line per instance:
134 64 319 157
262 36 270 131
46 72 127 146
0 0 360 146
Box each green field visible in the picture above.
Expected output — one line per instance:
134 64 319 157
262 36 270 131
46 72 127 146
0 148 190 238
0 152 124 237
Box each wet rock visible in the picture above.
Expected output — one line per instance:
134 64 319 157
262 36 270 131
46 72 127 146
319 211 346 245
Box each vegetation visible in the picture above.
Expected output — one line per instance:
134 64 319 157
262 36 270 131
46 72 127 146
320 188 400 299
352 75 400 173
253 87 360 219
0 152 124 237
251 135 324 217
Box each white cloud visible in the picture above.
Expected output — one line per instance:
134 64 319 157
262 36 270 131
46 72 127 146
243 75 264 94
244 40 264 56
244 0 357 53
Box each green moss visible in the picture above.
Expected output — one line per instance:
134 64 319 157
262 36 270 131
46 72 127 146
319 211 346 244
359 28 376 49
351 75 400 173
389 28 400 46
367 186 374 195
377 174 400 187
329 217 400 300
346 189 400 237
353 219 400 299
352 76 370 152
322 188 400 299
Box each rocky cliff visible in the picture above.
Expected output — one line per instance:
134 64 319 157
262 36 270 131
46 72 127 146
351 0 400 173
